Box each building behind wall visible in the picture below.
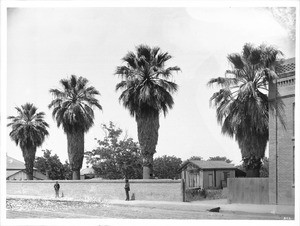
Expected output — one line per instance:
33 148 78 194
269 58 295 205
6 155 48 180
179 160 236 189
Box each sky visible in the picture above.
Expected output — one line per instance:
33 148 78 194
5 6 295 167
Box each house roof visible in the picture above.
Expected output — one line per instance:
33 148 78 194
7 169 48 180
6 156 47 180
7 156 26 170
6 170 21 178
33 170 48 180
179 160 236 171
276 58 295 77
80 167 95 175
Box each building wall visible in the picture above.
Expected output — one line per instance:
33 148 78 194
228 178 269 204
199 170 204 188
203 169 235 189
218 170 235 187
7 179 183 202
203 170 213 188
269 61 295 205
182 164 201 188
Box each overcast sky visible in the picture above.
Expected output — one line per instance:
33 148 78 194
6 7 295 166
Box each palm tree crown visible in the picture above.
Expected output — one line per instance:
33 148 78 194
208 43 283 160
7 103 49 149
115 44 181 118
49 75 102 133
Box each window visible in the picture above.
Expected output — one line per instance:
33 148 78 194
189 173 198 188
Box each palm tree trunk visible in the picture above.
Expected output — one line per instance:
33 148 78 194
136 111 159 179
239 135 266 178
142 156 154 179
22 146 36 180
67 130 84 180
72 170 81 180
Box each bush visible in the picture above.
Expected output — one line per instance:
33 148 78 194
185 188 227 201
185 188 207 201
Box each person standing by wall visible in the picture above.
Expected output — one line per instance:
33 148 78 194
54 181 60 198
124 179 130 201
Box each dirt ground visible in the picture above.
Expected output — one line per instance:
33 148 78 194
6 198 292 219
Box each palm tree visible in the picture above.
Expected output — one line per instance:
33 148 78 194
115 44 181 179
7 103 49 180
49 75 102 180
208 43 284 177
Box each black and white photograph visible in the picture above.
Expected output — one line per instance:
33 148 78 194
0 0 299 225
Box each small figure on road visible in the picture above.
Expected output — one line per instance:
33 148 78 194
131 193 135 201
54 181 60 198
124 179 130 201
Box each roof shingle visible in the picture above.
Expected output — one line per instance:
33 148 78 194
275 58 295 76
180 160 236 171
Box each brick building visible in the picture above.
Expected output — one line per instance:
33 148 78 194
269 58 295 205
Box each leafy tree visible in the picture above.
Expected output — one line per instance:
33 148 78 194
85 122 143 179
62 160 73 180
115 44 181 179
188 156 203 161
208 156 232 164
49 75 102 180
259 157 269 178
7 103 49 180
236 163 245 171
208 43 284 177
153 155 182 179
34 149 71 180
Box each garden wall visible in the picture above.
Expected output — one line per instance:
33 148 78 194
7 179 183 202
227 178 269 204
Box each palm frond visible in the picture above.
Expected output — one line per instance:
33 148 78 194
122 52 137 69
49 75 102 133
115 45 180 118
154 78 178 93
208 43 284 164
157 52 172 67
151 46 160 59
207 77 239 88
136 44 152 62
7 103 49 149
242 43 254 60
227 53 244 70
157 66 181 79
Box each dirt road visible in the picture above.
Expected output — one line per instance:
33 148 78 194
6 198 292 219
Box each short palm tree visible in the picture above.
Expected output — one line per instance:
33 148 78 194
208 43 284 177
115 44 181 179
7 103 49 180
49 75 102 180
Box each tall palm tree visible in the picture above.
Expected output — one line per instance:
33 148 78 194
7 103 49 180
49 75 102 180
115 44 181 179
208 43 284 177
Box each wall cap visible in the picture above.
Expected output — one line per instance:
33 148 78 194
6 179 181 184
